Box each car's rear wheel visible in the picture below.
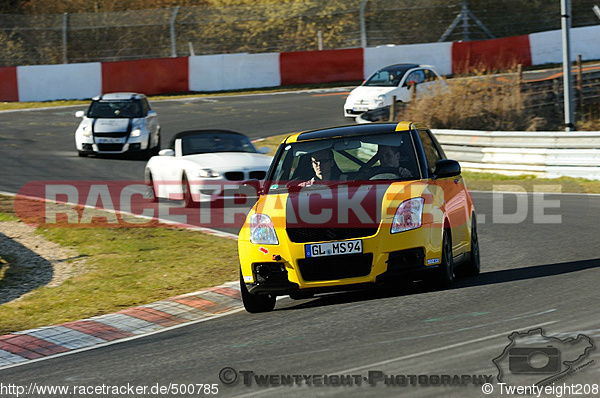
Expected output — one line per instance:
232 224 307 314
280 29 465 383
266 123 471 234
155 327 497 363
240 272 276 313
432 228 454 289
455 214 480 277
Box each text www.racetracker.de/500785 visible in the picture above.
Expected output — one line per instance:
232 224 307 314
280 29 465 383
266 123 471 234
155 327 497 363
0 382 219 397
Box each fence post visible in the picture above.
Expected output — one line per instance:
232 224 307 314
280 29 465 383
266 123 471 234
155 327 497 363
62 13 68 64
577 54 582 113
389 95 396 121
360 0 368 48
170 6 180 58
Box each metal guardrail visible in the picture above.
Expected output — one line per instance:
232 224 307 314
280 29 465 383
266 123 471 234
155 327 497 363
433 129 600 180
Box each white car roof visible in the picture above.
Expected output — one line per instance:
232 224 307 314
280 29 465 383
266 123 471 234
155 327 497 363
93 93 145 101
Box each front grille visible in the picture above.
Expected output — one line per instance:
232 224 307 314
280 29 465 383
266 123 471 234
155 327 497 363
249 171 266 180
298 253 373 281
225 171 244 181
286 227 378 243
97 144 124 152
93 132 128 138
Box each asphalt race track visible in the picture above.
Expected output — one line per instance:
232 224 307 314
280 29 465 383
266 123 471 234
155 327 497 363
1 90 599 397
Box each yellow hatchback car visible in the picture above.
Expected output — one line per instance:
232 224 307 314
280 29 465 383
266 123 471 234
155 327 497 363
238 122 479 312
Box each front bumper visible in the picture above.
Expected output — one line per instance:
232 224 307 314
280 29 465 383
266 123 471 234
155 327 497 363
239 225 442 296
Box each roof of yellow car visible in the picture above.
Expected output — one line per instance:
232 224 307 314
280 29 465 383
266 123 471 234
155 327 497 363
283 121 417 144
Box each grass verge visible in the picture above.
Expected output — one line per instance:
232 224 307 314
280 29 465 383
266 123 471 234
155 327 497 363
0 195 238 335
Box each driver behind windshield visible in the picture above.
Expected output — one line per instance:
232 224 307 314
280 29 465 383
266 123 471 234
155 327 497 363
299 148 341 186
377 145 413 178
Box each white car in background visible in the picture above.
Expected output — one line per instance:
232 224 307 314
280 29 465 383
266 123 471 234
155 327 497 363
75 92 161 158
145 130 272 206
344 64 444 119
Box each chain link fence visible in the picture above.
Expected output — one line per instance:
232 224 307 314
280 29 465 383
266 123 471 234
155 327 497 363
1 0 599 67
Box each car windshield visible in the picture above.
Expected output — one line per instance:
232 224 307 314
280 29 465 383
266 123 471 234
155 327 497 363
267 131 419 193
363 68 409 87
180 133 257 156
87 100 144 118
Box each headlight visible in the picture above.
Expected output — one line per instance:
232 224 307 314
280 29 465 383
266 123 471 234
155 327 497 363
391 197 424 234
130 128 142 137
197 168 220 178
375 95 386 107
250 214 279 245
82 125 91 137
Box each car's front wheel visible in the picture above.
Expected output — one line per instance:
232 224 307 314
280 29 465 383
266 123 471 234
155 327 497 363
152 131 161 157
182 175 196 208
146 172 158 203
240 272 276 313
432 228 454 289
455 214 480 277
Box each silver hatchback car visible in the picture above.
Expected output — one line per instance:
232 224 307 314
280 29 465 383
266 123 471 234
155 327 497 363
75 92 161 158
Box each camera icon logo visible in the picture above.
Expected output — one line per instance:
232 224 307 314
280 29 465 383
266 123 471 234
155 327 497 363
508 346 560 374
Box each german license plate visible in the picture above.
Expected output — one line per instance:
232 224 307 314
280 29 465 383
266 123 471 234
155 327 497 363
97 137 124 144
305 240 362 258
352 106 368 112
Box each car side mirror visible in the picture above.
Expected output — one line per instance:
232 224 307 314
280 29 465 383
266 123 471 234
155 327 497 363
258 147 270 154
433 159 461 179
158 149 175 156
147 110 157 117
75 110 85 118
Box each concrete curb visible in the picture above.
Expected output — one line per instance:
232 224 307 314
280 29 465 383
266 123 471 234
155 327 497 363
0 281 242 369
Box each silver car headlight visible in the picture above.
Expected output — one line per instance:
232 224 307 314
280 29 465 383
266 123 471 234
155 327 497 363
130 128 142 137
250 214 279 245
375 95 386 107
198 168 220 178
391 197 424 234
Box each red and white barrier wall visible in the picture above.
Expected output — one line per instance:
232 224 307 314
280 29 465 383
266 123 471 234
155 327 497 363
1 25 599 102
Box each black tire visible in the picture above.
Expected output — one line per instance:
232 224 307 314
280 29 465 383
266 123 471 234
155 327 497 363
455 214 480 277
141 137 152 160
240 272 276 313
432 228 454 289
146 172 158 203
77 151 88 157
182 175 195 208
151 131 161 157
